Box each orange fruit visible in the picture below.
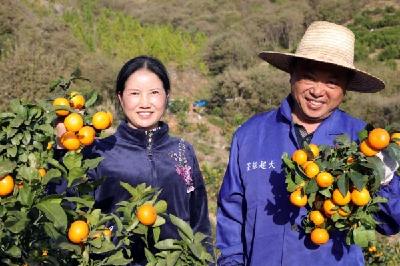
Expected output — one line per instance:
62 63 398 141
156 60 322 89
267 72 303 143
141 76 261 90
64 113 84 132
47 142 53 150
0 175 14 197
289 189 307 207
301 161 313 170
78 126 96 146
316 172 334 188
346 156 355 164
310 228 329 245
360 140 379 157
338 207 350 217
68 220 90 244
61 131 81 151
368 246 377 253
106 111 113 125
292 149 308 166
309 210 325 226
103 228 112 238
368 128 390 150
93 228 112 239
136 204 157 226
38 168 46 178
305 162 320 178
391 132 400 145
323 199 337 216
53 97 70 116
332 189 351 206
308 144 320 158
70 93 85 109
92 111 111 130
351 188 370 206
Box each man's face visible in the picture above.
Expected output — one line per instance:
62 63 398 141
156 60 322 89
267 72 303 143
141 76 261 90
290 59 349 124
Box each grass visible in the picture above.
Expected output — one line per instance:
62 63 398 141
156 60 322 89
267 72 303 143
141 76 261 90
63 0 207 71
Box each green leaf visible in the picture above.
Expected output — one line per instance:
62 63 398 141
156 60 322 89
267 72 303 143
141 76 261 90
22 131 31 145
5 245 21 258
153 216 166 227
348 171 368 191
166 250 182 265
87 209 101 226
18 185 34 207
36 124 55 136
83 157 103 170
154 200 168 213
36 199 68 231
337 174 349 197
5 213 30 234
64 197 95 209
67 167 86 187
282 153 295 169
358 129 368 142
371 196 388 204
153 226 161 243
63 152 83 170
319 188 331 198
42 168 62 185
6 146 17 157
285 173 297 192
57 241 82 253
91 239 116 254
353 227 375 248
189 241 204 260
44 222 62 239
144 247 157 263
0 160 16 176
170 214 194 241
304 179 318 194
307 192 316 207
10 117 24 128
154 239 182 250
103 250 133 265
85 91 98 108
385 143 400 161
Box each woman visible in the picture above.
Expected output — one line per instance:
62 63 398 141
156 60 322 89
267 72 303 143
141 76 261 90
55 56 211 263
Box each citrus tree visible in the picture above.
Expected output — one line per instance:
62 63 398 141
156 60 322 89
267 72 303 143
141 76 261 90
283 126 400 248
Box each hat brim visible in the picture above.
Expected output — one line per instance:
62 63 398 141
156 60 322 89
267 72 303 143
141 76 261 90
259 51 385 93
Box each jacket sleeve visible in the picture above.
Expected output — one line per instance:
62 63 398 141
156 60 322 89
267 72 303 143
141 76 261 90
216 134 245 265
375 173 400 235
187 145 213 250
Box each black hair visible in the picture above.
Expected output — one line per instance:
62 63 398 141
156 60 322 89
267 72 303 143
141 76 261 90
116 55 170 95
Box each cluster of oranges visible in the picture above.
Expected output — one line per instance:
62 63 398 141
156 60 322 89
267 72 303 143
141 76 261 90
287 128 400 246
290 143 375 246
360 128 399 157
67 220 113 244
67 203 157 245
53 92 113 151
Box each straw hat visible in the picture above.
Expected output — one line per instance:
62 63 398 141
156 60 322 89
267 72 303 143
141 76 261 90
259 21 385 92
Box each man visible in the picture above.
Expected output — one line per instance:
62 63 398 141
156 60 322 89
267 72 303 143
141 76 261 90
216 21 400 265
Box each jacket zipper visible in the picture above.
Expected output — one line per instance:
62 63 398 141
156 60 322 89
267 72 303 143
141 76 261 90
145 130 156 181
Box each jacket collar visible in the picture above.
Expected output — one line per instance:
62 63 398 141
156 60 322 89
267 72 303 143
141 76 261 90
279 94 344 136
116 120 169 148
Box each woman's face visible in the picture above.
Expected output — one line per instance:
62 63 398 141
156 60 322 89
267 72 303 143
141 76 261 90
118 68 168 130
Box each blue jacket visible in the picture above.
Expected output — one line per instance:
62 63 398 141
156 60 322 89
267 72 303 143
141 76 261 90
216 96 400 266
87 121 211 240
